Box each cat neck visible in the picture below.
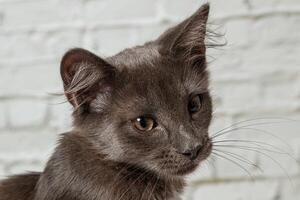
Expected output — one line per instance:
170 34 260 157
34 132 185 200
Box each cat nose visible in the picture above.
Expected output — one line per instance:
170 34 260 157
180 144 203 160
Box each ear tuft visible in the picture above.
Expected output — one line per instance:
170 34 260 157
157 3 210 68
198 3 210 18
60 48 115 110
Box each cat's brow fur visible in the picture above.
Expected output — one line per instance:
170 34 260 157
0 4 216 200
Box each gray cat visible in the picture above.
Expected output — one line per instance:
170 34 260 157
0 4 213 200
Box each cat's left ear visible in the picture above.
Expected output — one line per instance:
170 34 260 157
157 4 209 67
60 48 116 112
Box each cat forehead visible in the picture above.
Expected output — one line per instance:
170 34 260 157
113 60 209 102
107 44 161 69
107 43 209 98
108 44 208 81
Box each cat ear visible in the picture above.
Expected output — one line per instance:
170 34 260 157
157 4 210 67
60 48 115 110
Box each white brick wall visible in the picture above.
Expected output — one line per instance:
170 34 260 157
0 0 299 199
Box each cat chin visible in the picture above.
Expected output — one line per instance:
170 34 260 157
173 163 200 176
153 160 199 178
163 159 208 177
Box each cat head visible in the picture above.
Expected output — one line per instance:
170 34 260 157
61 4 213 177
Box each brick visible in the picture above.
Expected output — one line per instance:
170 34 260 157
257 153 299 178
251 16 300 47
208 48 247 82
5 160 45 175
236 46 300 88
0 29 82 60
277 0 300 7
0 102 7 129
248 0 279 10
0 63 61 96
0 11 3 26
0 162 5 179
222 19 253 48
48 99 72 132
7 99 48 128
280 178 300 200
211 81 261 115
260 80 299 112
200 91 261 180
186 160 215 182
209 0 249 18
88 28 138 56
250 0 300 10
224 115 300 177
162 0 203 20
213 146 259 179
1 0 82 27
0 31 48 59
84 0 158 23
254 127 300 177
191 180 279 200
0 131 56 159
210 114 300 179
45 29 83 57
162 0 248 20
180 185 195 200
135 23 173 45
0 66 13 97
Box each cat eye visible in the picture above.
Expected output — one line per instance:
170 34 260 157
188 94 203 114
132 116 156 132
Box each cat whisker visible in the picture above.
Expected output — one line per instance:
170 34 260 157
212 121 294 141
113 162 150 193
212 139 299 164
164 178 167 200
213 145 293 185
211 117 298 139
213 144 288 159
211 126 293 153
118 168 150 200
140 171 155 200
211 151 255 181
148 176 159 200
205 157 216 171
212 140 289 155
202 160 211 172
110 163 132 188
212 139 285 152
214 117 298 134
212 148 263 173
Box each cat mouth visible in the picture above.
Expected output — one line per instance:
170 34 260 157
195 139 213 162
156 139 213 177
173 140 213 176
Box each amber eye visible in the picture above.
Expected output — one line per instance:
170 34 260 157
133 116 156 132
188 94 203 114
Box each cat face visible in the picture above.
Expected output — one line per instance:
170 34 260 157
60 4 212 177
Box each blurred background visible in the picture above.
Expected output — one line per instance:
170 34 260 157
0 0 300 199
